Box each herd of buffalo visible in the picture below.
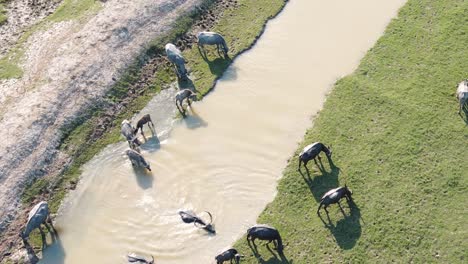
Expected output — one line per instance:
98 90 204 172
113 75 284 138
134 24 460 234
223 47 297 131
19 29 468 263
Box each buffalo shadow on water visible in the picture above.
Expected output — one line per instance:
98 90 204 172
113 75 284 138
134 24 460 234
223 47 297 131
318 199 362 250
131 165 154 190
182 107 208 130
139 134 161 154
298 157 340 202
36 229 65 264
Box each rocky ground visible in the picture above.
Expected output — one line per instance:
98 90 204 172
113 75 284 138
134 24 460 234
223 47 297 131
0 0 238 262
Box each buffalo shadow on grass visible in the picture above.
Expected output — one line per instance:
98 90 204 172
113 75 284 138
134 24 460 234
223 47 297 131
320 199 362 250
298 157 340 202
177 75 198 92
206 57 234 79
460 105 468 125
247 241 293 264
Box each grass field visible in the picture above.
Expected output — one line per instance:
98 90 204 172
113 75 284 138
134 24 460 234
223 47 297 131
233 0 468 263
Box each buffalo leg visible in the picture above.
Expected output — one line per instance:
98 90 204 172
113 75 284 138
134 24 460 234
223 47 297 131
150 121 156 135
176 101 185 116
324 205 329 215
44 223 56 243
38 225 46 249
298 159 302 171
337 201 346 216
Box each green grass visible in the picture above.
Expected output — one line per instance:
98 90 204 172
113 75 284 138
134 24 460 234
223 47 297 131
233 0 468 263
48 0 100 22
0 0 7 25
20 0 286 249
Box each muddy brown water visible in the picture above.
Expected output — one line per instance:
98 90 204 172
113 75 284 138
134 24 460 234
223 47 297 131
40 0 405 263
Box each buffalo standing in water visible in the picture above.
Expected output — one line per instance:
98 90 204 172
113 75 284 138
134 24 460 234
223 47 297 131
121 120 141 149
246 224 283 254
197 31 229 58
298 142 332 171
165 43 188 80
134 114 156 139
175 89 197 117
215 248 242 264
126 149 151 171
456 79 468 115
127 254 154 264
21 201 55 247
317 185 353 216
178 210 215 233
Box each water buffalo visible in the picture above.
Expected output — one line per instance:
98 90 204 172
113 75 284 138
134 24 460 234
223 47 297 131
456 79 468 115
178 210 215 234
317 185 353 215
21 201 54 247
126 149 151 171
298 142 332 171
134 114 155 139
197 31 229 58
121 120 141 149
215 248 242 264
165 43 188 80
175 89 197 117
127 254 154 264
246 224 283 254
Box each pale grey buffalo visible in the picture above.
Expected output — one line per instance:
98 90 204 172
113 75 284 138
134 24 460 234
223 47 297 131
126 149 151 171
165 43 188 80
197 31 229 58
21 201 54 247
175 89 197 117
456 79 468 115
127 254 154 264
121 120 141 149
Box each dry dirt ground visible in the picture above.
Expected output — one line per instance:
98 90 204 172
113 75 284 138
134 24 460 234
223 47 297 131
0 0 205 257
0 0 61 57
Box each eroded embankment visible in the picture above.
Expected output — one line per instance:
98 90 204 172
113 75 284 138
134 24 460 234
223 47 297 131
0 0 287 262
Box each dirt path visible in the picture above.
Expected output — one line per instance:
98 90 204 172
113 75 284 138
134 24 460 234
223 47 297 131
0 0 202 248
0 0 61 57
